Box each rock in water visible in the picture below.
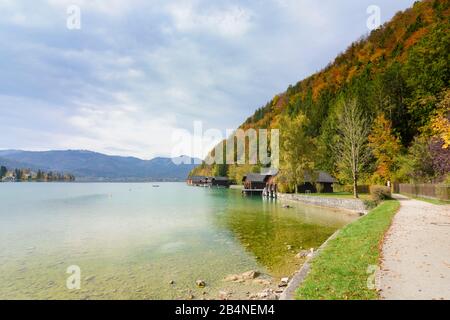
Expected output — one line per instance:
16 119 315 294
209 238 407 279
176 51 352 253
278 277 289 287
296 250 310 259
219 291 231 300
251 289 279 300
224 270 260 282
196 280 206 288
242 270 260 280
224 274 239 282
253 279 271 286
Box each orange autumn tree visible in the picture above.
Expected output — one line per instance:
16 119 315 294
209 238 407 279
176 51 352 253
369 114 401 184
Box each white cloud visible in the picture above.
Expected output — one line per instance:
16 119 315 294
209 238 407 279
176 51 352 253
165 1 253 38
0 0 418 159
274 0 331 28
66 101 179 159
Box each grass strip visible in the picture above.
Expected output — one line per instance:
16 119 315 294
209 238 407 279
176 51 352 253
296 200 400 300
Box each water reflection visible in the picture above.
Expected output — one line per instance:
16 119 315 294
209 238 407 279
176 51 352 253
212 190 356 277
0 183 358 299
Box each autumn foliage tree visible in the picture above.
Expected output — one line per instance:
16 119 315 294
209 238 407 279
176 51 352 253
368 114 402 184
430 89 450 149
335 99 370 199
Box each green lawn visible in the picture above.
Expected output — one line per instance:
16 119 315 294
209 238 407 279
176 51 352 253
296 200 400 300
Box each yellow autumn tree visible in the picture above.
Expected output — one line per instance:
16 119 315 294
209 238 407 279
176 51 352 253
431 89 450 149
368 114 401 184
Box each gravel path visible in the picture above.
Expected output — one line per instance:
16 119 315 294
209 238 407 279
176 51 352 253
377 195 450 300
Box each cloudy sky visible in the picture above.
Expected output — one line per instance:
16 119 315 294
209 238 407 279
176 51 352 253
0 0 416 159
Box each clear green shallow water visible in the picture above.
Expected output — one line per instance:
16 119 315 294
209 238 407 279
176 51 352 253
0 183 358 300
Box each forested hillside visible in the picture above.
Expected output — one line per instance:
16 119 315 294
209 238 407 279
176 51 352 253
191 0 449 190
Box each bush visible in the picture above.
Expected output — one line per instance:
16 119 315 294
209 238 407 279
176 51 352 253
278 182 295 194
370 186 392 202
363 199 378 210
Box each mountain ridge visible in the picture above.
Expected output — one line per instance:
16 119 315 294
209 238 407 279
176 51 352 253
0 150 200 181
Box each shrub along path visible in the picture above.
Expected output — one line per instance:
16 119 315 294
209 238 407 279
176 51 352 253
377 195 450 300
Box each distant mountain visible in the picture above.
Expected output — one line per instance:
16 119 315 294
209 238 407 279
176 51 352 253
0 150 201 181
0 156 42 171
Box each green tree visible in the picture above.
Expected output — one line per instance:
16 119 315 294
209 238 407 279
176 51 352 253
36 170 43 181
212 164 228 177
14 169 23 181
403 25 450 129
334 99 370 198
402 136 435 183
0 166 7 179
280 113 316 193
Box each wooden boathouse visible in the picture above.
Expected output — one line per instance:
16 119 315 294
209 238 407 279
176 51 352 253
298 171 336 193
187 176 231 188
242 169 278 197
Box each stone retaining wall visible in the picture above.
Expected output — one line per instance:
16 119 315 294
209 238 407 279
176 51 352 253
278 193 368 213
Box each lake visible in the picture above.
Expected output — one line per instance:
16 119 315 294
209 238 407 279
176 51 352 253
0 183 358 299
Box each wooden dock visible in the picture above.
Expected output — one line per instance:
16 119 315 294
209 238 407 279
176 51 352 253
242 189 277 198
242 189 264 195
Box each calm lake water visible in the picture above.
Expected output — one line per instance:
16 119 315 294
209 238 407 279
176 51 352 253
0 183 358 300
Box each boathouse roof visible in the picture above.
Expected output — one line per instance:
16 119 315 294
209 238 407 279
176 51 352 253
212 176 229 181
304 171 336 183
242 173 270 183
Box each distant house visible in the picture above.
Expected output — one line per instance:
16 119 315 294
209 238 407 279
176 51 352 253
297 171 336 193
187 176 208 186
30 171 38 180
1 175 15 182
187 176 231 188
211 177 230 188
242 173 272 190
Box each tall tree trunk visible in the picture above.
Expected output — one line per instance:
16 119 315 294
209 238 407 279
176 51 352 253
353 174 359 199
